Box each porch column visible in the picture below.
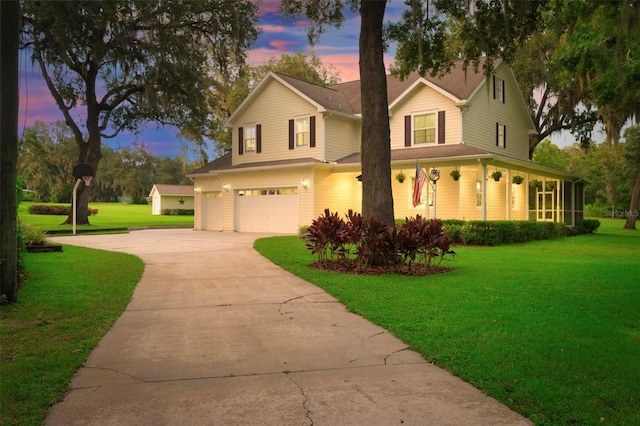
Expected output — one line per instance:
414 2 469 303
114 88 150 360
506 169 511 220
482 163 487 220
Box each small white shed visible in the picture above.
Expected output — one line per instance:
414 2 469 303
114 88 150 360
149 184 194 215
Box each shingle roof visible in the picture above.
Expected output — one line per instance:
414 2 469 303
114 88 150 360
274 57 489 115
336 144 495 164
150 184 194 196
274 73 360 115
188 153 326 176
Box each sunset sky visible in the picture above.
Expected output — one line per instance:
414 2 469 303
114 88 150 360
18 2 406 159
18 1 583 159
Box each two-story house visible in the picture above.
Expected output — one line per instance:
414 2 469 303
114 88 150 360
188 58 584 233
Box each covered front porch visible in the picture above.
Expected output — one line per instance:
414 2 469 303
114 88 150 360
390 160 584 226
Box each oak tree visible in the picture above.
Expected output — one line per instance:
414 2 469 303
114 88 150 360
22 0 260 224
282 0 395 225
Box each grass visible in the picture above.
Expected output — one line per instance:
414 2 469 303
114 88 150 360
0 246 144 426
254 219 640 425
18 202 193 232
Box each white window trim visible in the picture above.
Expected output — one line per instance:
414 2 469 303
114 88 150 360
497 123 506 149
294 116 310 149
243 124 257 154
412 111 438 146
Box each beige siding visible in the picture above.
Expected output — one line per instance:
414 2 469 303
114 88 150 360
459 167 484 220
202 166 320 231
193 175 222 230
390 84 462 150
313 169 361 219
486 176 508 220
159 196 194 211
462 63 531 161
324 115 359 161
232 79 324 166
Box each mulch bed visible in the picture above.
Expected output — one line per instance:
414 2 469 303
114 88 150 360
308 258 453 276
26 244 63 253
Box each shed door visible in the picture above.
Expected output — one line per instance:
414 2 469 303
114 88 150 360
202 192 222 231
235 188 299 233
152 193 161 215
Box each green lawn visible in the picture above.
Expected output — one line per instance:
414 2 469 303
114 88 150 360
0 246 144 426
18 202 193 232
3 217 637 425
254 219 640 426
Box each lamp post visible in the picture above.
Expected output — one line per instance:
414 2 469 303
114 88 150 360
428 168 440 219
71 164 94 235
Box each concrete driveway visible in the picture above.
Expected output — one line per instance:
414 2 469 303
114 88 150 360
45 229 531 425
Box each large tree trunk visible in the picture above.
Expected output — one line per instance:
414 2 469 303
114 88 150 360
0 0 20 303
359 1 394 226
62 86 103 225
623 173 640 230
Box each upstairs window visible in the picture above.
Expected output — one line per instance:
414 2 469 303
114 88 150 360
493 75 505 103
295 117 309 147
289 116 316 149
238 124 261 155
404 111 445 146
244 126 256 153
414 113 436 145
496 123 506 148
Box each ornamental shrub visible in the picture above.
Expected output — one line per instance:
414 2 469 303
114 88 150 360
303 211 455 274
575 219 601 234
28 204 98 216
161 209 194 216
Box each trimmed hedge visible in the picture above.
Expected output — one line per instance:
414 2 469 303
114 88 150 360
161 209 194 216
441 219 599 246
28 204 98 216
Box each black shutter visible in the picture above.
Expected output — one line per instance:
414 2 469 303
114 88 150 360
493 76 497 100
501 78 505 103
238 126 243 155
288 119 294 150
496 123 499 146
310 116 316 147
503 125 506 148
404 115 411 147
438 111 445 144
256 124 262 153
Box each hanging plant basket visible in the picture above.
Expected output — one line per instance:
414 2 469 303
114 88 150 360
512 175 524 185
491 171 502 181
395 172 406 183
450 169 461 181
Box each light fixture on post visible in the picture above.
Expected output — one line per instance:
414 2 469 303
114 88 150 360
301 179 309 189
428 168 440 219
71 163 94 235
222 183 231 192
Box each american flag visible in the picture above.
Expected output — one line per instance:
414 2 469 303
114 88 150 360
412 161 427 207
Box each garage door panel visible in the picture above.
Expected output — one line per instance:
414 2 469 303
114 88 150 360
236 188 299 233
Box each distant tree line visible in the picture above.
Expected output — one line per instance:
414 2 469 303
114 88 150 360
533 127 640 218
18 121 192 203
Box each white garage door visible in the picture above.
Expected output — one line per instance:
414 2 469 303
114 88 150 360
235 187 299 233
202 192 222 231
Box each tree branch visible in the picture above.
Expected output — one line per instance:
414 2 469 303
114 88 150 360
34 50 84 144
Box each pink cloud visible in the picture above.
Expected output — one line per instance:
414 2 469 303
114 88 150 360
269 39 297 51
259 24 288 32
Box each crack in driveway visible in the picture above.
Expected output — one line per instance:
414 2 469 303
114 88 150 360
285 374 314 426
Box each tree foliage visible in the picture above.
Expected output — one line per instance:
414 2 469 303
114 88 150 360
386 0 602 157
532 139 572 171
21 0 260 223
19 122 192 203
